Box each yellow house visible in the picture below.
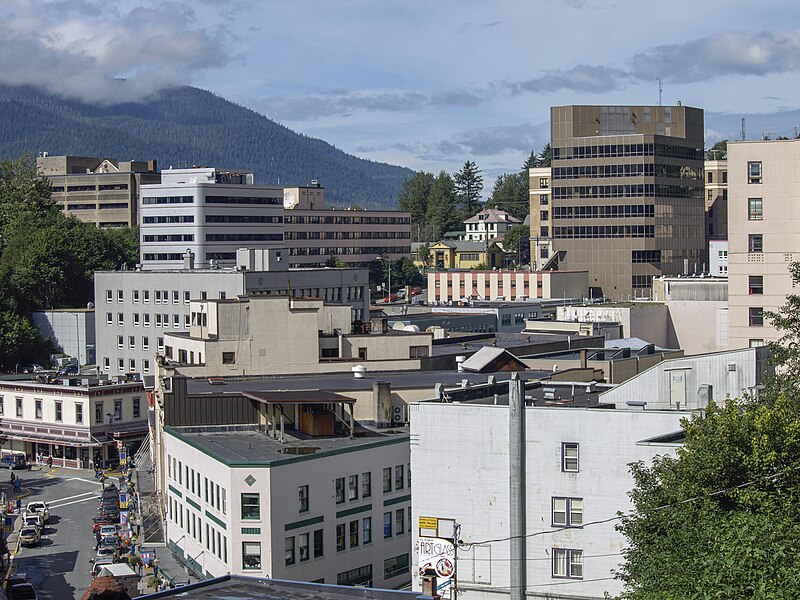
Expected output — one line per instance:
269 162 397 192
429 241 506 269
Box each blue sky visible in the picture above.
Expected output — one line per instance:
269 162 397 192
4 0 800 186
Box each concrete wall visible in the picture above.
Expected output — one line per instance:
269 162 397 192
410 401 686 599
557 304 670 348
32 309 96 365
599 346 770 410
428 271 588 304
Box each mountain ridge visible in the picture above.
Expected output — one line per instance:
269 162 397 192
0 84 414 209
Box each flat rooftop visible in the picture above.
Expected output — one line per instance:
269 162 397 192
141 574 422 600
432 332 585 357
166 424 409 467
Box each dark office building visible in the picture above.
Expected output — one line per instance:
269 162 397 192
546 105 705 300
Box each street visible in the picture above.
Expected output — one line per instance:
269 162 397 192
7 467 103 600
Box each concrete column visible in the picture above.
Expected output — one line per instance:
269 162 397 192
508 373 526 600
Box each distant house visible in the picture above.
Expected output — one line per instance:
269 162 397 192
429 240 506 269
463 208 522 243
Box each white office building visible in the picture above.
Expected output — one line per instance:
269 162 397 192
140 167 284 270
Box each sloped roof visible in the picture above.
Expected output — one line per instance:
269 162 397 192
464 208 522 224
460 346 527 373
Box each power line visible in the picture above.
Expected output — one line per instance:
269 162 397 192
459 462 800 549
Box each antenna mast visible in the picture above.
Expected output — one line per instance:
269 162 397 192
741 118 746 141
656 75 663 106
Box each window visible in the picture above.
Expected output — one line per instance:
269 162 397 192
337 564 373 587
114 399 122 420
749 234 763 253
117 313 124 326
299 533 309 562
562 443 579 472
129 336 135 349
749 307 764 326
133 313 140 327
35 399 42 420
242 542 261 570
384 554 410 579
157 337 164 351
142 336 149 350
75 403 83 424
707 171 713 184
395 465 404 490
335 477 345 504
54 401 62 422
241 493 260 520
539 177 549 188
552 548 583 579
348 475 358 501
383 512 392 538
750 339 765 348
143 290 150 303
173 314 180 328
748 161 762 184
117 290 123 303
299 485 309 513
155 314 162 327
383 468 392 493
313 529 324 558
285 536 295 566
172 291 179 304
748 198 763 220
106 313 113 326
540 210 549 221
362 472 371 498
395 508 405 534
184 291 191 304
363 516 372 544
349 520 359 548
117 336 124 349
133 290 139 303
106 290 113 303
15 398 22 418
133 397 140 419
749 276 764 295
222 352 235 365
336 523 346 551
540 194 549 206
117 358 125 372
718 250 728 260
144 314 150 327
552 497 583 527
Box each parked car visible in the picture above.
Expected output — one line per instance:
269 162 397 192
8 583 37 600
25 502 49 524
58 364 79 376
90 556 114 578
92 516 113 533
0 455 26 470
22 515 42 530
6 573 29 589
20 365 43 374
383 293 399 303
96 544 117 559
19 527 41 547
98 525 118 539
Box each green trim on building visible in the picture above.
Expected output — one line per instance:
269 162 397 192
164 426 408 468
336 504 373 519
383 494 411 507
205 510 227 530
168 540 184 559
241 527 261 535
285 515 324 531
186 497 201 511
168 485 182 498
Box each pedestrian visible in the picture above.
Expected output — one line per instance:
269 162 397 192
10 472 15 484
46 456 52 469
15 498 21 514
26 456 31 472
14 478 21 494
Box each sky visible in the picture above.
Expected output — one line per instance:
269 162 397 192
3 0 800 188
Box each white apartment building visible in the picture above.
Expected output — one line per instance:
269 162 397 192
462 208 521 243
528 167 553 270
140 167 284 269
94 263 370 382
709 240 728 276
163 423 412 587
728 139 800 349
0 377 148 469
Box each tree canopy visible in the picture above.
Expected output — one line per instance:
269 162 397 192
453 161 483 220
616 263 800 598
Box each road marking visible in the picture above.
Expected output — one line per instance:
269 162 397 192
49 496 99 509
65 477 103 486
43 491 96 504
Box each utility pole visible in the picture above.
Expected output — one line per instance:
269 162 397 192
656 75 663 106
508 373 526 600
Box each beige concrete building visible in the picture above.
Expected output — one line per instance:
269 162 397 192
528 166 553 270
705 159 728 241
38 155 160 228
546 105 706 300
283 184 411 268
163 295 432 377
427 269 588 303
728 139 800 349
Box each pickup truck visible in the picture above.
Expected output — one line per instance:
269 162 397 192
25 502 50 524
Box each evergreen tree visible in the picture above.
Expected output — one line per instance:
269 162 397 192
486 172 528 220
398 171 434 241
425 171 459 241
453 161 483 219
523 150 538 170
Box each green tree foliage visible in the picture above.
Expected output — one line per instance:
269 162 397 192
0 84 414 209
324 255 345 268
0 154 54 232
398 171 434 240
765 262 800 382
453 161 483 219
416 243 431 268
617 262 800 598
502 224 530 266
0 311 52 372
524 143 552 169
425 171 459 242
486 172 528 220
707 139 728 160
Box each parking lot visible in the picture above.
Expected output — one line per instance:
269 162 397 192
7 468 103 600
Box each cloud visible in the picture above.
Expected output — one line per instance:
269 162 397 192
0 1 230 103
250 89 483 121
509 65 630 95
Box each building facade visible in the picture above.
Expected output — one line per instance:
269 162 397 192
709 240 728 277
427 270 588 304
32 308 96 366
528 167 553 270
727 139 800 349
462 208 521 243
37 155 159 228
547 105 706 300
705 159 728 242
163 424 412 587
0 377 148 468
94 265 370 381
139 167 284 270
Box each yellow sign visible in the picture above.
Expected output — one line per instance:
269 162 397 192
120 500 129 510
418 516 438 529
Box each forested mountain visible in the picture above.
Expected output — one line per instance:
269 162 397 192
0 84 414 209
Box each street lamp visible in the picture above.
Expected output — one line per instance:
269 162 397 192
376 256 391 303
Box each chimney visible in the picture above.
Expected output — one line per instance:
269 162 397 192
183 249 195 270
580 349 588 369
421 574 441 599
